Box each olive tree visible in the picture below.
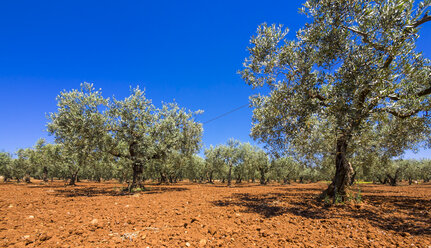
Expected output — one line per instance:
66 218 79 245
107 87 202 190
204 145 227 183
151 102 203 184
0 152 13 182
47 83 107 185
241 0 431 199
28 139 50 182
12 149 32 183
271 156 299 184
420 159 431 182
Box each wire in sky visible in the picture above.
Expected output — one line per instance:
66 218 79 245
203 103 249 125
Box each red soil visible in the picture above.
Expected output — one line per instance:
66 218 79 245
0 181 430 247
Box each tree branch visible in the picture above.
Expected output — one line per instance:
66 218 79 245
417 86 431 97
386 108 421 119
408 14 431 29
308 90 328 106
387 86 431 101
341 25 386 52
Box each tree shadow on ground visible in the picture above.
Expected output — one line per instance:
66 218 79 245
212 190 431 236
52 186 189 197
208 184 263 188
142 186 189 194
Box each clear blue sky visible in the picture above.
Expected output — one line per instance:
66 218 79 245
0 1 430 159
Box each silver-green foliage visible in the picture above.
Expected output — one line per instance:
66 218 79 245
240 0 431 197
47 83 107 185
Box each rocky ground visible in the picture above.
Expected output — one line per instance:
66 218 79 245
0 180 430 247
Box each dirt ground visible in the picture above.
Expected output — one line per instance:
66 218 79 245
0 180 430 247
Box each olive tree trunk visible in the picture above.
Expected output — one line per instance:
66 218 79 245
128 162 144 192
227 162 232 186
322 136 354 201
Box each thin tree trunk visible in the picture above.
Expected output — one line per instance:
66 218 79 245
260 169 266 185
349 169 356 186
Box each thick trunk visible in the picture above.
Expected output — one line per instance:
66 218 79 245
322 136 354 201
159 172 167 184
42 166 48 182
69 172 78 186
387 168 401 186
128 162 144 192
227 163 232 186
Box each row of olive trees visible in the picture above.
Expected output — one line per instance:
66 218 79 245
0 83 203 191
366 159 431 186
0 137 323 186
201 139 334 185
2 137 430 187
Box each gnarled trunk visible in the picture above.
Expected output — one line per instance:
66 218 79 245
69 171 79 186
387 169 401 186
322 136 354 201
42 166 49 182
236 175 242 184
227 163 232 186
128 162 144 192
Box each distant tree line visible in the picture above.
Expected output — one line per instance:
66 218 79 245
1 132 430 190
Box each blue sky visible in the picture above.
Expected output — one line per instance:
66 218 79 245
0 1 430 159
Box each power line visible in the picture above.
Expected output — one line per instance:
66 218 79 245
203 103 249 125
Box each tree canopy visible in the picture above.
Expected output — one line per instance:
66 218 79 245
241 0 431 199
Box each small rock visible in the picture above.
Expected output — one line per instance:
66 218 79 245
28 215 34 219
90 219 98 225
8 204 13 208
199 239 207 246
22 235 30 240
186 242 191 247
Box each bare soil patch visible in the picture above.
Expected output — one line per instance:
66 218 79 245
0 181 430 247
